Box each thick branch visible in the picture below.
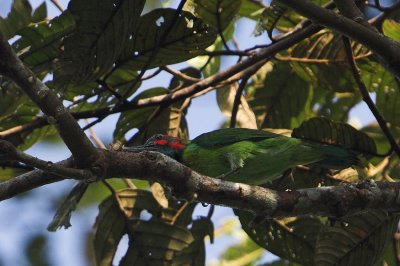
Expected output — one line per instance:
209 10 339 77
107 151 400 217
0 159 73 201
0 33 99 167
278 0 400 78
3 149 400 217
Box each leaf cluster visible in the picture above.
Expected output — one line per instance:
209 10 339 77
1 0 400 265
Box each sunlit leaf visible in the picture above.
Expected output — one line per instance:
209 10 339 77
219 233 264 265
186 0 241 30
383 19 400 43
238 0 265 20
255 1 287 37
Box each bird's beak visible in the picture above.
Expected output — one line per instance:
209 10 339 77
123 144 159 152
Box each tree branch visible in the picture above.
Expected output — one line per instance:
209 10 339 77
277 0 400 79
0 33 99 168
3 149 400 218
0 159 72 201
72 24 322 120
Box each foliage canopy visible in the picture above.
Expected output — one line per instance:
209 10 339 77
1 0 400 265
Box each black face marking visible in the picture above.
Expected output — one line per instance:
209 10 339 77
145 134 164 145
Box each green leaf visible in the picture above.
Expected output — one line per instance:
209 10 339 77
188 21 234 77
94 189 194 266
288 31 370 93
15 11 76 68
315 211 400 266
217 82 257 129
56 61 140 112
119 220 193 265
47 182 89 231
219 234 264 265
270 166 343 190
292 117 377 155
290 61 357 93
238 0 265 20
19 125 57 150
236 209 323 265
31 1 47 23
360 61 400 127
247 62 313 129
57 0 146 83
362 124 400 157
255 1 288 37
113 87 169 142
119 8 217 71
94 189 163 265
313 91 361 122
383 19 400 43
186 0 241 30
377 237 400 266
0 84 57 150
0 0 32 39
173 217 214 266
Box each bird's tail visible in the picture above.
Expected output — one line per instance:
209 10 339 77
315 144 361 169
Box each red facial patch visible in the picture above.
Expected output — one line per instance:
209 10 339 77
154 139 168 146
170 141 185 150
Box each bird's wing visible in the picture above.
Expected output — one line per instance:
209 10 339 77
192 128 281 147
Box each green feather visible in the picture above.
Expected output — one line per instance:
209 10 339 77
182 128 359 185
192 128 281 147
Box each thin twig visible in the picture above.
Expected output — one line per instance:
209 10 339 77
216 0 230 51
230 77 251 128
0 117 47 138
50 0 64 12
96 79 126 101
161 66 200 83
141 68 162 81
207 204 215 219
342 36 400 158
170 201 189 225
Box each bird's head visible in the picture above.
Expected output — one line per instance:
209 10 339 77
123 134 185 161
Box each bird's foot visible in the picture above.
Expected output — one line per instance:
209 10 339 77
216 167 241 180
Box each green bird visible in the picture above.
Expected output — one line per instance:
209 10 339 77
125 128 359 185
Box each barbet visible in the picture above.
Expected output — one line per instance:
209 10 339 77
125 128 359 185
